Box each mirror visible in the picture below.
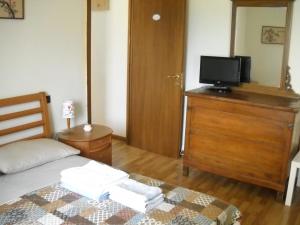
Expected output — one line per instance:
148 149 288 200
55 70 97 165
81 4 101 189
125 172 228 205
235 7 286 87
230 0 296 96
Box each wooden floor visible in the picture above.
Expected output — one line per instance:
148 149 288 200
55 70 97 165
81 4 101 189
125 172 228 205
111 140 300 225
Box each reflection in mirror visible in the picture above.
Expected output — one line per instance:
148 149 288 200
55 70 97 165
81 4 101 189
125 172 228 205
235 7 286 87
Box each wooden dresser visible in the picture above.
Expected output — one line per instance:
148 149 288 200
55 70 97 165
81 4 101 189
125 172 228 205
183 88 300 195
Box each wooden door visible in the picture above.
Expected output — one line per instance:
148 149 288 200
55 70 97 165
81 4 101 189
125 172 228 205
128 0 186 158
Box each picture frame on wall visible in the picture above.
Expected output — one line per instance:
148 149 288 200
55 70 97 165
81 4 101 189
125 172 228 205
0 0 24 19
261 26 285 45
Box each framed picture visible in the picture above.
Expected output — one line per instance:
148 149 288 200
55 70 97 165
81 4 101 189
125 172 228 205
0 0 24 19
261 26 285 44
92 0 109 11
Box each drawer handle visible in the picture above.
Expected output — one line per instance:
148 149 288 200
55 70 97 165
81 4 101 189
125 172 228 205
288 123 294 129
89 144 110 153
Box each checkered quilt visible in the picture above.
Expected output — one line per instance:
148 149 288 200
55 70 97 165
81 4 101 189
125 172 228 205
0 174 241 225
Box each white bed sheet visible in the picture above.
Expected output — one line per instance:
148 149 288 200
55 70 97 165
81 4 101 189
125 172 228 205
0 155 90 204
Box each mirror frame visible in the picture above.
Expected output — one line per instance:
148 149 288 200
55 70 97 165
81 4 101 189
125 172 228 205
230 0 298 98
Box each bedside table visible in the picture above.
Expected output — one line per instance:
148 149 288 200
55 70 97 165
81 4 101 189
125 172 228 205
57 124 113 165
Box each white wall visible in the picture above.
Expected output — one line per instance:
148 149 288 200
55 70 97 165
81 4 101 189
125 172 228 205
184 0 232 91
0 0 87 133
235 7 248 56
91 0 300 136
91 0 128 136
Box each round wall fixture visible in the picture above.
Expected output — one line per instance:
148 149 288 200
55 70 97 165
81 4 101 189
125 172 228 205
152 14 161 21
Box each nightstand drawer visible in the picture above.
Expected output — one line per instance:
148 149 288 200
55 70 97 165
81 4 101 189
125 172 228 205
57 124 113 165
88 147 112 165
90 135 111 151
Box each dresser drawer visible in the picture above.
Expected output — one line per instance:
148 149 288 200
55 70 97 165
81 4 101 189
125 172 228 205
187 129 284 183
190 107 288 146
90 135 111 151
189 96 294 123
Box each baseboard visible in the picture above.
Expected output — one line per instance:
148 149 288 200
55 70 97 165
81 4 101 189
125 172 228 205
112 134 127 142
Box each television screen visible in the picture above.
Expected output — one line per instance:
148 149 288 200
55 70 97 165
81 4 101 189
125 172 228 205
200 56 241 87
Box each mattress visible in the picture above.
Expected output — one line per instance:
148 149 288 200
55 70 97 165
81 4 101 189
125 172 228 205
0 173 241 225
0 155 90 204
0 156 241 225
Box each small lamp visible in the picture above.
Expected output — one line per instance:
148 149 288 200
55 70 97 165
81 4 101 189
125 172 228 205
62 100 75 129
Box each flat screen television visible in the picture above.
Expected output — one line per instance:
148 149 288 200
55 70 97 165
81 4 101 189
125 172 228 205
235 55 251 83
200 56 241 91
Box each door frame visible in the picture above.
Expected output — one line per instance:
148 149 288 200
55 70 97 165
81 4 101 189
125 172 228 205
87 0 92 124
126 0 133 143
126 0 187 155
86 0 188 149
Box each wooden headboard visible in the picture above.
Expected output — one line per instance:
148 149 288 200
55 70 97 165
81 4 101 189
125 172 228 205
0 92 51 145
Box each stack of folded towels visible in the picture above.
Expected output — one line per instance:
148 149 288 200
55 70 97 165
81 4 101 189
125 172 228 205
109 179 164 213
60 161 129 201
60 160 163 213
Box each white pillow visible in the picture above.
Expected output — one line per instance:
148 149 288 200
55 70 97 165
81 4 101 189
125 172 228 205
0 138 80 174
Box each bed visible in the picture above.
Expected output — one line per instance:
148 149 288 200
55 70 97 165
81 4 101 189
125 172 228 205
0 92 241 225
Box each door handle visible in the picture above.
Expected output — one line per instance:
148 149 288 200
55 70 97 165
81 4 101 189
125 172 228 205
167 73 183 89
168 74 181 79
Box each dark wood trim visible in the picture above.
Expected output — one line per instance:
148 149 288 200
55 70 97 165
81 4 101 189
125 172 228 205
0 0 25 19
230 0 291 57
281 0 294 88
178 0 188 156
87 0 92 124
112 134 127 142
230 0 292 7
230 1 237 56
230 0 297 96
126 0 133 144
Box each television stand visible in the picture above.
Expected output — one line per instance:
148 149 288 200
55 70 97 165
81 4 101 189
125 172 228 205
206 86 232 93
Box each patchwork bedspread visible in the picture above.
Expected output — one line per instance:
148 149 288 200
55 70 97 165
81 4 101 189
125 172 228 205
0 173 241 225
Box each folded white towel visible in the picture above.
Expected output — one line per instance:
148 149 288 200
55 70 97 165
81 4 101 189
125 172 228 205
109 178 163 213
83 161 127 176
60 161 129 188
60 160 129 201
61 182 109 201
110 179 162 202
144 196 164 212
61 175 128 199
110 193 164 213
